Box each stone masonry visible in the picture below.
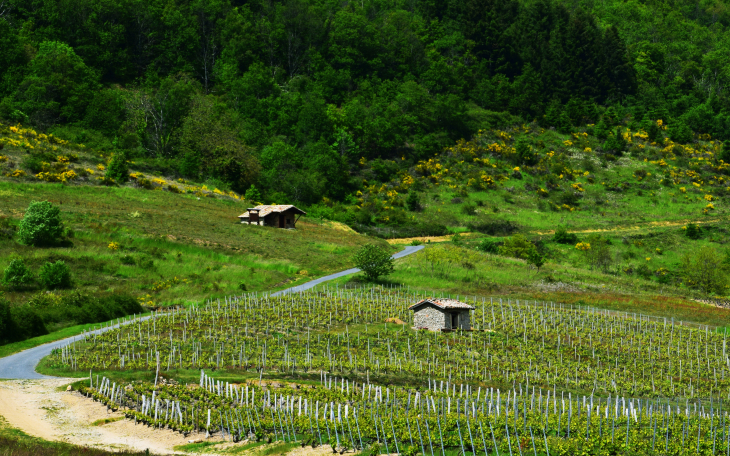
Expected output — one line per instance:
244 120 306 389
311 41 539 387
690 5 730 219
412 303 471 331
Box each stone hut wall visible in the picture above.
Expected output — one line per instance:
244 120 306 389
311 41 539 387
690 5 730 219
457 310 471 329
413 305 447 331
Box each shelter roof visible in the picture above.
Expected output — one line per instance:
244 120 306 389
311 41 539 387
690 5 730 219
238 205 306 218
408 298 475 311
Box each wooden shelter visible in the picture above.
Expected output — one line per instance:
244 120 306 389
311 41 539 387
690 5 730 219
238 205 306 229
409 298 474 331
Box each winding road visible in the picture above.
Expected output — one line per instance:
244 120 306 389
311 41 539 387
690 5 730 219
0 245 424 380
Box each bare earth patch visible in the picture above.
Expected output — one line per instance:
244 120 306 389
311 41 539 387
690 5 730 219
0 378 203 454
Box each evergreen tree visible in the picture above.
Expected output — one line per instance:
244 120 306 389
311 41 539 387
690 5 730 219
105 150 129 183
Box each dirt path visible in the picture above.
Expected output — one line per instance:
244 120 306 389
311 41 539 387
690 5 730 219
387 218 725 244
0 378 207 454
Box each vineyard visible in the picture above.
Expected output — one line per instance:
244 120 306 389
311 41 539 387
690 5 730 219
48 286 730 455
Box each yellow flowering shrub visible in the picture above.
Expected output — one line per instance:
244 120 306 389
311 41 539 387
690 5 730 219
7 169 26 178
108 242 120 251
575 242 591 251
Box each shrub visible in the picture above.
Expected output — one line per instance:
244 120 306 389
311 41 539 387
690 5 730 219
681 245 728 294
0 297 12 344
499 234 536 259
2 258 34 290
353 245 394 281
17 201 64 246
685 223 701 239
669 120 693 143
515 138 537 165
0 217 15 240
406 191 421 211
477 239 500 254
38 260 72 289
467 220 519 236
120 254 136 265
636 263 652 279
553 226 578 244
10 305 47 341
527 248 546 271
461 203 477 216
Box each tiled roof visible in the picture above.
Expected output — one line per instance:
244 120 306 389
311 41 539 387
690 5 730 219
238 205 306 218
408 298 475 310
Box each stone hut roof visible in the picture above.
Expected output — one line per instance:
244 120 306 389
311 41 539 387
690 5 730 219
238 205 306 219
408 298 475 311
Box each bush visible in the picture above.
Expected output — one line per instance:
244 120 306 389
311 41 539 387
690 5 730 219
10 305 47 341
685 223 701 239
461 203 477 216
669 120 692 143
406 192 421 211
0 297 12 344
681 246 728 294
105 151 129 183
2 258 34 290
38 260 72 289
353 245 395 281
17 201 65 246
553 226 578 244
477 238 501 254
499 234 536 259
467 220 519 236
352 223 448 239
0 217 15 240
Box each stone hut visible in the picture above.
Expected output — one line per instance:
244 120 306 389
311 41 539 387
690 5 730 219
238 205 306 229
409 298 474 331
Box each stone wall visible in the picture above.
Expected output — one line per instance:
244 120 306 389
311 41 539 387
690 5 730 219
413 305 472 331
457 310 471 329
413 304 447 331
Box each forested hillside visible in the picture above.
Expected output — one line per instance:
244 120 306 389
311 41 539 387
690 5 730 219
0 0 728 205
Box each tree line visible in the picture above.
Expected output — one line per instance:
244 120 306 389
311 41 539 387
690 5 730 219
0 0 727 203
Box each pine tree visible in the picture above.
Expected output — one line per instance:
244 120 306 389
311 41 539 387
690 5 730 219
105 151 129 183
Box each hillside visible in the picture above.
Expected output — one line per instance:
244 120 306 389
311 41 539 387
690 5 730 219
0 123 391 344
0 0 728 207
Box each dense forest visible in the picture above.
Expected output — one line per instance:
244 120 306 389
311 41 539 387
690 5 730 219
0 0 728 204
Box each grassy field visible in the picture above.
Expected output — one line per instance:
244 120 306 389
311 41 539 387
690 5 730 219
0 181 388 310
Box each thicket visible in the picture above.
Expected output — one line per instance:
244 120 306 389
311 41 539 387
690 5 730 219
0 292 143 345
0 0 728 206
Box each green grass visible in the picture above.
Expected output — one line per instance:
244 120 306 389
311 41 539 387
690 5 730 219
0 181 388 309
173 440 221 452
0 320 141 358
331 243 730 327
91 417 123 426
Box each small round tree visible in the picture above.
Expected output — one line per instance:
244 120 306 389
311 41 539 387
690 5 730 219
353 245 394 281
17 201 64 246
2 258 34 289
38 260 72 289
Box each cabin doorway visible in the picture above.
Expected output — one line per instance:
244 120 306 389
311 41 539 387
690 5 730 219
451 313 458 329
279 214 285 228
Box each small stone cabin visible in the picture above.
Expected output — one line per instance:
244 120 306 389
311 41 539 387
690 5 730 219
409 298 474 331
238 205 306 229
